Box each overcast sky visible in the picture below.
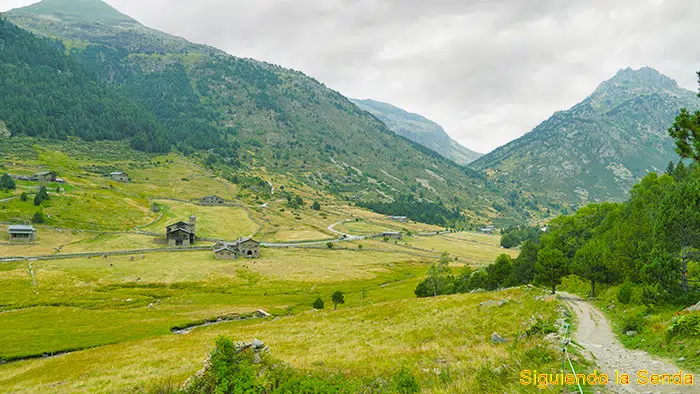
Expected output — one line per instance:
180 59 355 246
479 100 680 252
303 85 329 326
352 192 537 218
2 0 699 153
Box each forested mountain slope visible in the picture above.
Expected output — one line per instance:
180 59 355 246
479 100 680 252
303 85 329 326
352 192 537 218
0 17 165 150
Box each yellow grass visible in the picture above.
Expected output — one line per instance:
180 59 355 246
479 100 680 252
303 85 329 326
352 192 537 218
0 288 561 394
0 226 92 257
144 200 259 239
402 232 517 264
120 156 235 200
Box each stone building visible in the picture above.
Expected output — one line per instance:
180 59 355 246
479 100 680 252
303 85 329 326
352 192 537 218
200 195 225 205
214 238 260 259
388 216 409 223
166 215 196 247
380 231 403 240
8 225 36 242
33 171 56 183
110 172 129 183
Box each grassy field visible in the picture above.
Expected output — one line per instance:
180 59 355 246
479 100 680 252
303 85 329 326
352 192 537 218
401 232 517 265
0 287 572 394
0 247 435 360
0 139 575 394
143 200 259 239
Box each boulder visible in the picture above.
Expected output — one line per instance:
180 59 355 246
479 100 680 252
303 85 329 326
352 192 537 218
497 299 510 307
480 300 497 307
544 333 560 343
252 353 261 364
625 330 637 337
684 301 700 313
491 332 508 344
253 339 265 349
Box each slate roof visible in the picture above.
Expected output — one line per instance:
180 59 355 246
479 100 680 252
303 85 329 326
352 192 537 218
8 225 36 233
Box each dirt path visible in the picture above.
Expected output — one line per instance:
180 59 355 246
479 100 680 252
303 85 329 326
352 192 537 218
561 293 696 393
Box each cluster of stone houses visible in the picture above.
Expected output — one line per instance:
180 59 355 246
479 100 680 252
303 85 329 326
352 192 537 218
213 238 260 260
164 214 259 259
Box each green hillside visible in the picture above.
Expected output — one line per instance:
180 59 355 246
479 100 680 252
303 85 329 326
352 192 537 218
351 98 483 165
472 67 700 204
16 0 136 23
4 0 532 224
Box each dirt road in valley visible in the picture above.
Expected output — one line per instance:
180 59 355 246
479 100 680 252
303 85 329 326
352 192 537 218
561 293 696 393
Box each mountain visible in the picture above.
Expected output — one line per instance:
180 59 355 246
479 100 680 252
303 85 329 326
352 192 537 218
350 99 483 165
472 67 700 203
0 17 165 150
3 0 527 223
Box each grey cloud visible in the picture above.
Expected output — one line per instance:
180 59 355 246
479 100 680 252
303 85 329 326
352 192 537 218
3 0 699 152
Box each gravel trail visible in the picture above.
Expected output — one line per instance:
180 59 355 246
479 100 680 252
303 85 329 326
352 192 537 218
562 293 696 394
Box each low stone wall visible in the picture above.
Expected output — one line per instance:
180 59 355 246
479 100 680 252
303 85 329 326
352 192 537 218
0 246 213 263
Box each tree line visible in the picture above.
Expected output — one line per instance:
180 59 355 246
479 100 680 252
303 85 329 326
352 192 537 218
358 194 466 227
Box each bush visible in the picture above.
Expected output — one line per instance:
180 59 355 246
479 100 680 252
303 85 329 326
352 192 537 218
622 314 645 333
311 201 321 211
312 297 324 309
326 242 334 249
20 192 28 201
393 368 420 394
667 314 700 338
31 211 45 224
526 319 557 336
618 281 633 304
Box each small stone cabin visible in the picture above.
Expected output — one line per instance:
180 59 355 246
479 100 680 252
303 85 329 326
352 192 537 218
166 216 196 247
214 238 260 259
388 216 408 223
110 172 129 183
8 225 36 242
380 231 403 240
478 226 495 234
33 171 56 183
200 195 225 205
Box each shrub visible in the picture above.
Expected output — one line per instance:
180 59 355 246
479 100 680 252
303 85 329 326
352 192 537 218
526 319 557 336
622 314 645 333
326 242 334 249
20 192 28 201
667 314 700 338
618 281 633 304
312 297 324 309
311 201 321 210
31 212 45 224
393 367 420 394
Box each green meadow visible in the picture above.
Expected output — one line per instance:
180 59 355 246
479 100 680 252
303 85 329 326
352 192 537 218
0 139 577 393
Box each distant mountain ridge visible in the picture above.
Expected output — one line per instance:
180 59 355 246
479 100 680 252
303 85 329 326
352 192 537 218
351 98 483 165
3 0 529 223
472 67 700 203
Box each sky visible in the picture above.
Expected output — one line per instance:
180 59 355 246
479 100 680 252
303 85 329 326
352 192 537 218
1 0 699 153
